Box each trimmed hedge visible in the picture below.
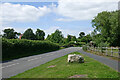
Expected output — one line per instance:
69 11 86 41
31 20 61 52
2 38 60 61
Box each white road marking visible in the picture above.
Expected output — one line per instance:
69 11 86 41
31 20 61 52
46 55 49 56
28 58 38 61
2 63 19 69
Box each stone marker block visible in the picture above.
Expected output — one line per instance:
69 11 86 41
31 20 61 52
68 54 84 63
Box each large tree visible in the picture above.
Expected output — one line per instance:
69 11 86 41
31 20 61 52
46 29 63 43
22 28 35 40
35 29 45 40
2 28 20 39
92 10 120 46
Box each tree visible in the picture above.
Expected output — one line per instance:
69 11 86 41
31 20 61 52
79 32 85 39
81 34 92 43
92 10 120 46
36 29 45 40
22 28 35 40
46 29 63 43
2 28 19 39
65 35 73 43
71 36 77 41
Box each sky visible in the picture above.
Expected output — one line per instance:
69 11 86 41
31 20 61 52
0 0 119 38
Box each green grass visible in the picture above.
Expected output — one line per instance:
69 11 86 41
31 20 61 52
11 52 118 78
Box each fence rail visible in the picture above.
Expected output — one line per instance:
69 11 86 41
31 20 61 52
87 46 120 58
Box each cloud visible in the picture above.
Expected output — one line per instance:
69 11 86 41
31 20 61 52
56 0 119 21
1 3 51 23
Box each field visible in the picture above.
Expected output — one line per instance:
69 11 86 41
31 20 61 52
11 52 119 78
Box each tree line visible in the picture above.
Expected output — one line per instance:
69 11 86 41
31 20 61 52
1 10 120 47
2 28 45 40
2 28 90 46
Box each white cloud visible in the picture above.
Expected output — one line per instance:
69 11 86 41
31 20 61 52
0 3 51 23
56 0 119 21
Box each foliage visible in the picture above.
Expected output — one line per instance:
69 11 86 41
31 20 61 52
46 29 63 43
35 29 45 40
2 38 60 61
81 34 92 43
82 45 88 51
71 36 77 41
2 28 21 39
92 10 120 47
22 28 36 40
62 41 85 48
79 32 85 39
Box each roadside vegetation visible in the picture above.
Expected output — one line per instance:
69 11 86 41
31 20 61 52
11 52 119 78
1 10 120 61
82 10 120 60
2 38 60 61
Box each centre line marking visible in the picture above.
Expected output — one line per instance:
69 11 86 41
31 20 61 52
28 58 38 61
2 63 19 68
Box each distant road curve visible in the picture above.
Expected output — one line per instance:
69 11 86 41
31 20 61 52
2 47 82 78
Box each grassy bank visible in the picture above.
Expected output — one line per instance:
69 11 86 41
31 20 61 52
11 52 118 78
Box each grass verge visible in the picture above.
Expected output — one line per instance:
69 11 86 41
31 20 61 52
11 52 118 78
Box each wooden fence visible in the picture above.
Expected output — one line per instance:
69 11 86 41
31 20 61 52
87 46 120 58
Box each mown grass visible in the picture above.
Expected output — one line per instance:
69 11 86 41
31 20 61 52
11 52 119 78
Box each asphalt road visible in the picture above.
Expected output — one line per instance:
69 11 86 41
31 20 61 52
2 47 82 78
1 47 119 78
78 50 119 72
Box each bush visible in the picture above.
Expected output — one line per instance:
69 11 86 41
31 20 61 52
2 38 60 61
82 45 88 51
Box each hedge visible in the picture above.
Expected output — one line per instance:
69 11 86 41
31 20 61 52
2 38 60 61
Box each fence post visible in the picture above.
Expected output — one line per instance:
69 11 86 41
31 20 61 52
99 46 101 55
87 46 89 51
111 47 113 57
95 47 96 52
106 47 108 56
97 47 99 52
119 47 120 58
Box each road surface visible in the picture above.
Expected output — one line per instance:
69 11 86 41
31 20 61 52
78 50 119 72
2 47 82 78
1 47 119 78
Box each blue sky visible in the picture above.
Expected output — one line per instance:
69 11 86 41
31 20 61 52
1 0 118 38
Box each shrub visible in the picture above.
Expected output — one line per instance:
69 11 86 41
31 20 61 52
82 45 88 51
2 38 60 61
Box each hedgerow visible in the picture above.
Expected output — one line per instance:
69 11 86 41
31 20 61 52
2 38 60 61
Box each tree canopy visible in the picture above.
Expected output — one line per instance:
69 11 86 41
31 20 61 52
22 28 35 40
2 28 20 39
92 10 120 47
79 32 85 39
36 29 45 40
46 29 63 43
